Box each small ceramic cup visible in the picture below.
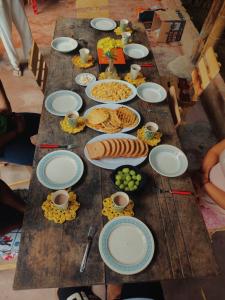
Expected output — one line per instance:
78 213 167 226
111 191 129 212
52 190 69 210
66 111 79 128
121 32 131 45
143 121 159 140
130 64 141 80
79 48 90 63
120 19 129 32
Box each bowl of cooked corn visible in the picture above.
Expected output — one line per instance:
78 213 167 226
85 79 137 104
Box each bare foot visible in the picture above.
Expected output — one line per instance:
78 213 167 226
30 134 38 145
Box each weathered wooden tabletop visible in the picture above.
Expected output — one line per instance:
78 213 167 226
14 18 218 290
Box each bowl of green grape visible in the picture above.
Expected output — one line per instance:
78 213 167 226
111 165 147 194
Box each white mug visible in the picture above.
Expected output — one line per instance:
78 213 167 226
144 121 159 139
120 19 129 32
121 32 131 45
66 111 79 128
130 64 141 80
52 190 69 210
79 48 90 63
111 192 129 212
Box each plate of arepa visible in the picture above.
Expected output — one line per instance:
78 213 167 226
84 103 141 133
84 133 148 170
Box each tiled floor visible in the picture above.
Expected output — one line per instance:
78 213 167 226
0 0 213 299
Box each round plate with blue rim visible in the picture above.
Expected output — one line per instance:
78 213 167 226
45 90 83 116
99 216 155 275
90 18 117 31
36 150 84 189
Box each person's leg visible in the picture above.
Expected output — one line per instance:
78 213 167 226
11 0 33 62
0 0 21 70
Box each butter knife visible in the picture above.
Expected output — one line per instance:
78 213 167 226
80 225 96 273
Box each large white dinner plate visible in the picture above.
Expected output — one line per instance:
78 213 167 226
84 133 147 170
90 18 117 31
123 44 149 59
149 144 188 177
99 216 155 275
51 37 78 53
45 90 83 116
85 79 137 104
137 82 167 103
36 150 84 189
83 103 141 133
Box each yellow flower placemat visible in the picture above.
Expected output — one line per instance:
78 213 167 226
114 27 133 36
137 127 162 146
98 72 120 80
102 197 134 221
124 73 146 86
60 117 86 134
42 192 80 224
72 55 94 69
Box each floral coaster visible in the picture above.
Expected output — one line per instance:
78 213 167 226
102 197 134 221
72 55 94 68
137 127 162 146
98 72 120 80
124 73 146 86
42 192 80 224
60 117 86 134
114 26 133 36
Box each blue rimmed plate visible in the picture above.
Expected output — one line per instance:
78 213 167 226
99 216 154 275
45 90 83 116
36 150 84 189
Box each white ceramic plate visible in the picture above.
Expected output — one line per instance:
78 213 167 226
36 150 84 189
90 18 117 31
123 44 149 59
51 37 78 53
84 103 141 133
99 216 155 275
85 79 137 104
137 82 167 103
84 133 147 170
149 144 188 177
75 73 96 87
45 90 83 116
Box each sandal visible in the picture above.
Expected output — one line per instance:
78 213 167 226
12 67 22 77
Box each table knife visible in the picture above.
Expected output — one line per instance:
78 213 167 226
80 225 96 273
39 144 77 149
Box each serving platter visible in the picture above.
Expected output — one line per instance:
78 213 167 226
84 133 147 170
51 37 78 53
99 216 155 275
83 103 141 133
123 44 149 59
137 82 167 103
149 144 188 177
36 150 84 189
85 79 137 104
90 18 117 31
45 90 83 116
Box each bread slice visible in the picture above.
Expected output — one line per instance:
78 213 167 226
86 141 106 160
102 140 111 157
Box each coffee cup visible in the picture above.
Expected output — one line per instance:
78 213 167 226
66 111 79 128
79 48 90 63
143 121 159 140
52 190 69 210
121 32 131 45
130 64 141 80
111 192 129 212
120 19 129 32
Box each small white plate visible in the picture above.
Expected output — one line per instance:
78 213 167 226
137 82 167 103
84 133 147 170
149 144 188 177
85 79 137 104
123 44 149 59
51 37 78 53
99 216 155 275
36 150 84 189
84 103 141 133
45 90 83 116
75 73 96 87
90 18 117 31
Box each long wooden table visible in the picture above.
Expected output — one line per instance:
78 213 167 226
14 18 218 289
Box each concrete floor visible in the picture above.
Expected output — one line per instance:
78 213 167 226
0 0 217 299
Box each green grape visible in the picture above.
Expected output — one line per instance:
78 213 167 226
125 187 129 191
123 181 128 186
136 174 142 181
128 181 134 188
115 180 120 186
115 175 121 181
130 170 135 176
119 184 124 189
122 168 129 173
132 175 136 180
118 171 123 176
135 181 139 186
133 185 138 190
126 175 131 181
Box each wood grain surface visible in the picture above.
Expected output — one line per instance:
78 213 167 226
14 18 218 290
